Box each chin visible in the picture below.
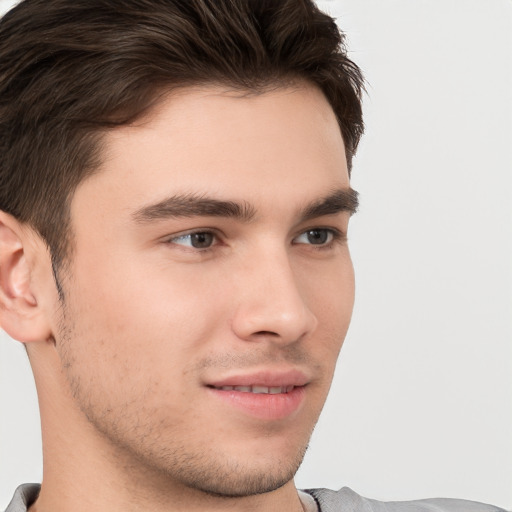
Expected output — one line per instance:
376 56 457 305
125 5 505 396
171 450 307 498
135 432 310 498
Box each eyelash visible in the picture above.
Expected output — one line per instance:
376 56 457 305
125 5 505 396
168 230 219 251
166 227 345 252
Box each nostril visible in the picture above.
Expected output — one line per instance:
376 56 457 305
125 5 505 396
254 331 278 336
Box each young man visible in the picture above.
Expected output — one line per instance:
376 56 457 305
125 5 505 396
0 1 505 511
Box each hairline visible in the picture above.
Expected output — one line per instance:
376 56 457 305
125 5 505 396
54 78 349 273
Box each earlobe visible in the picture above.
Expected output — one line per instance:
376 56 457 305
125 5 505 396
0 212 52 343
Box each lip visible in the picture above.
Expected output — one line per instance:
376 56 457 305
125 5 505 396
207 369 309 389
205 369 309 421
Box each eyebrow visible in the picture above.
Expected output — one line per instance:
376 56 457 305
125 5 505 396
299 188 359 221
132 188 359 224
132 193 256 223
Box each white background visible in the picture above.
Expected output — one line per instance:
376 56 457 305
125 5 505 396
1 0 511 510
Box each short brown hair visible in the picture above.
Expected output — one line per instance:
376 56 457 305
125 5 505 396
0 0 364 267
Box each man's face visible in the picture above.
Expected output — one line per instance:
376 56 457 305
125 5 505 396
52 84 355 496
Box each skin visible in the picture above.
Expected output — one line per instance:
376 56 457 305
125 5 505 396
0 83 355 512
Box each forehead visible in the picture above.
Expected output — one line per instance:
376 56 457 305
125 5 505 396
72 83 349 222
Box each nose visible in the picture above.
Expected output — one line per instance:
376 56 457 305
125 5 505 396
231 249 318 345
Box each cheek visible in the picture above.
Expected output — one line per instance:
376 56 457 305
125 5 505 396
304 256 354 355
67 257 232 366
304 254 355 318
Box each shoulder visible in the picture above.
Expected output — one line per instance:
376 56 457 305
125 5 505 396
3 484 40 512
303 487 508 512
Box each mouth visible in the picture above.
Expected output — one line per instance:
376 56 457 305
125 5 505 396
208 385 296 394
205 370 309 420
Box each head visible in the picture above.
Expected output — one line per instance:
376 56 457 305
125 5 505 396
0 0 364 503
0 0 363 270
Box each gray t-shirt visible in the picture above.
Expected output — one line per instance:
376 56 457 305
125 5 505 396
3 483 507 512
305 487 507 511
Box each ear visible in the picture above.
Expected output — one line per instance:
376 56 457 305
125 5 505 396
0 211 52 343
